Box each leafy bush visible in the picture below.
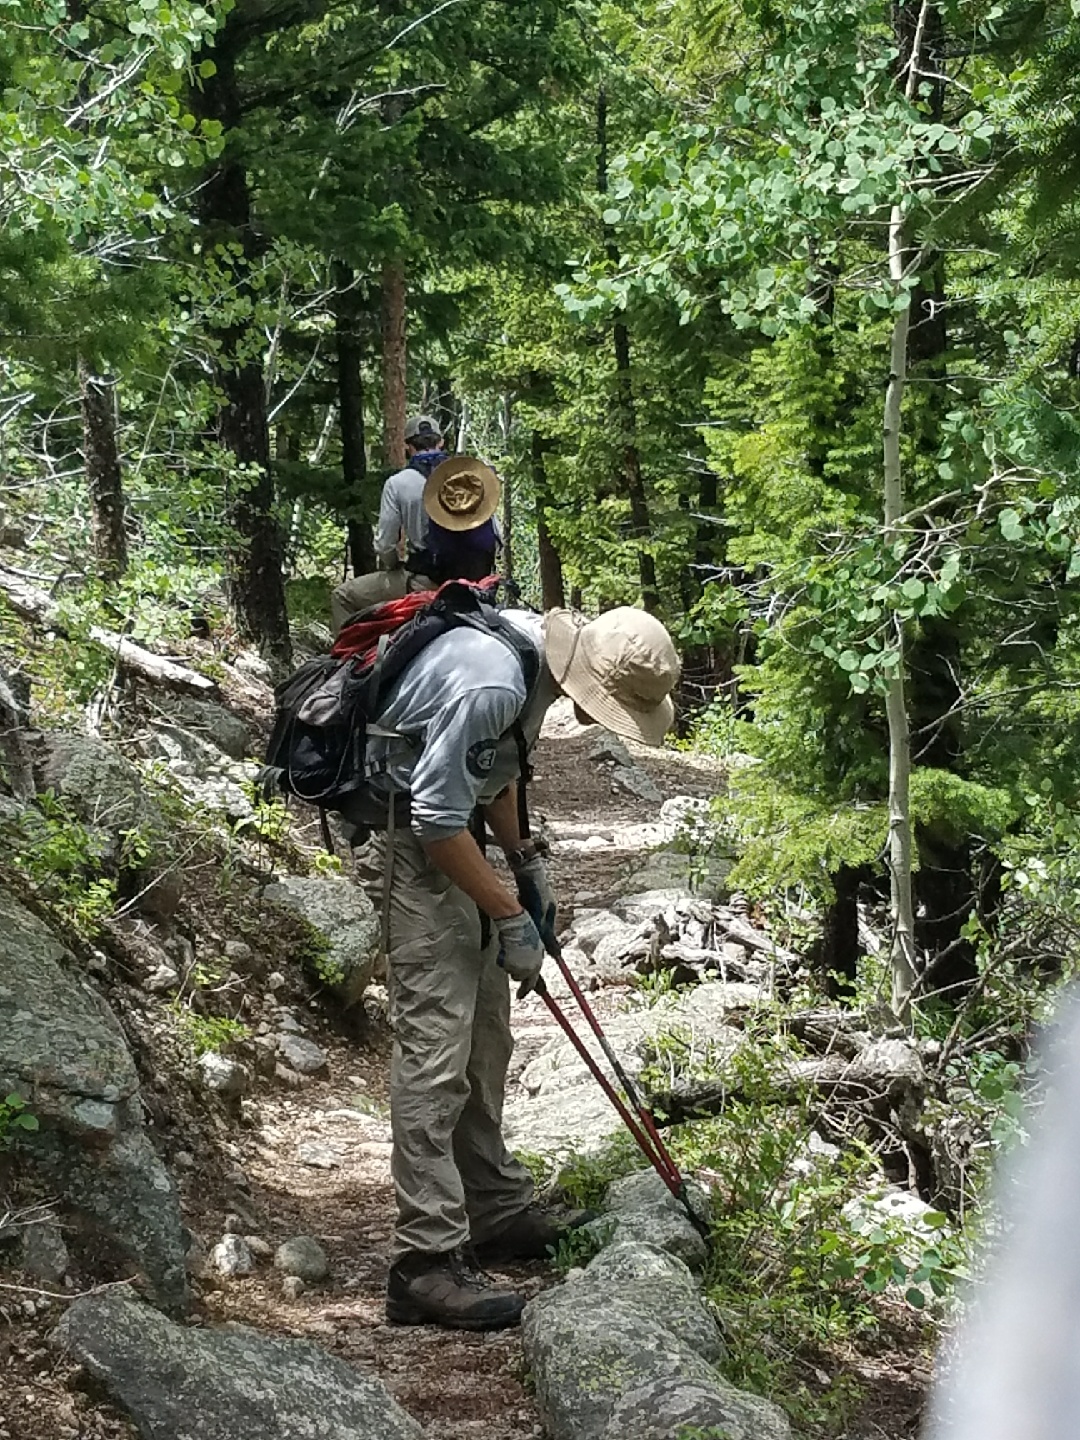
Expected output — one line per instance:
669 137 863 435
0 1092 39 1149
3 796 117 938
653 1034 966 1435
174 1010 249 1058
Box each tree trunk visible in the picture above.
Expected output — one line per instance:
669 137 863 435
497 393 513 582
815 863 862 998
381 259 407 472
191 40 290 668
881 0 934 1022
0 660 34 801
884 231 917 1023
597 87 659 614
533 430 565 608
334 263 374 577
78 360 128 582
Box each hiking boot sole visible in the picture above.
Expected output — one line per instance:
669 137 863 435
385 1296 524 1330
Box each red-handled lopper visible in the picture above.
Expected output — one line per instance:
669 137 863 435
529 936 712 1249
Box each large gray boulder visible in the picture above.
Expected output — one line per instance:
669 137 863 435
504 986 743 1162
0 887 187 1313
54 1288 425 1440
579 1243 724 1362
523 1293 720 1440
522 1241 725 1440
263 875 379 1007
153 696 250 761
142 721 258 822
523 1238 789 1440
600 1376 791 1440
620 848 731 902
39 734 179 917
594 1169 711 1270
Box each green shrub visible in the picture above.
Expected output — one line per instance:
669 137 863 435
0 1092 39 1149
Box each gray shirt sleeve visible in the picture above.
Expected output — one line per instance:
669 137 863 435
374 475 403 557
408 685 523 842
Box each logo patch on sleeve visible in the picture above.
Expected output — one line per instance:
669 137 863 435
466 738 498 778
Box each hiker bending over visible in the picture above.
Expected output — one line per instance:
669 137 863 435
347 603 680 1330
331 419 503 631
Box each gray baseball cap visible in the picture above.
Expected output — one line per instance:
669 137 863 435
404 414 442 443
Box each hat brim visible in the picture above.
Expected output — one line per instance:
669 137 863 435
543 610 675 748
423 457 501 532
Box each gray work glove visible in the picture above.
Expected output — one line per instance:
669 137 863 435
512 854 557 949
494 909 545 996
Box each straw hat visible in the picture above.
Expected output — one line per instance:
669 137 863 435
543 607 680 747
423 456 501 532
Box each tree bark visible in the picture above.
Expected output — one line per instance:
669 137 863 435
884 212 917 1025
0 660 34 801
597 87 659 613
881 2 933 1024
435 375 457 445
816 863 862 998
78 360 128 582
381 259 407 472
498 393 514 582
191 38 290 669
334 263 374 577
533 430 565 608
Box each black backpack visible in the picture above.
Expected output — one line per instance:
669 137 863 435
260 579 538 818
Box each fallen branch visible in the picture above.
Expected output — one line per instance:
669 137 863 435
650 1038 925 1126
0 565 217 698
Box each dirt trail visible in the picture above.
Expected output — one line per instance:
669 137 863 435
0 706 723 1440
194 708 726 1440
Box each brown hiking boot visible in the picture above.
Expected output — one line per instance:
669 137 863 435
473 1205 594 1263
385 1248 525 1330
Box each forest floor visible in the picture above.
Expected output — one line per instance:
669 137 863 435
0 705 930 1440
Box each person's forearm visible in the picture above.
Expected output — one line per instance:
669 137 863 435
482 784 524 854
422 829 521 918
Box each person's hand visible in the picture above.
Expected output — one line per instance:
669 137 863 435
511 854 557 948
494 909 545 995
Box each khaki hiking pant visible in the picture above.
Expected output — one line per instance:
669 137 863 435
330 569 435 634
358 828 534 1257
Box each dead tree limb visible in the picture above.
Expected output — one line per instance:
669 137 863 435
0 566 217 698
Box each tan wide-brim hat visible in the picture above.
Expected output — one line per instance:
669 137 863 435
543 607 680 747
423 456 501 532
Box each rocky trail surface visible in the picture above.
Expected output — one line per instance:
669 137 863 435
0 700 732 1440
182 706 732 1440
0 685 931 1440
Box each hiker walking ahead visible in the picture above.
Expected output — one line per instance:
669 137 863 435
374 413 447 577
348 602 681 1331
331 418 502 630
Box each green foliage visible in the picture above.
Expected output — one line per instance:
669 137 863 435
670 698 752 760
174 1009 248 1059
661 1038 966 1434
4 794 117 938
293 919 344 989
0 1092 39 1149
553 1132 644 1212
547 1219 616 1276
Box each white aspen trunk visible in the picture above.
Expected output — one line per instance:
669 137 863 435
884 199 918 1024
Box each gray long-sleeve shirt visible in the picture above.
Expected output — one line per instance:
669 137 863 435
364 611 556 841
375 465 429 559
373 460 503 563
